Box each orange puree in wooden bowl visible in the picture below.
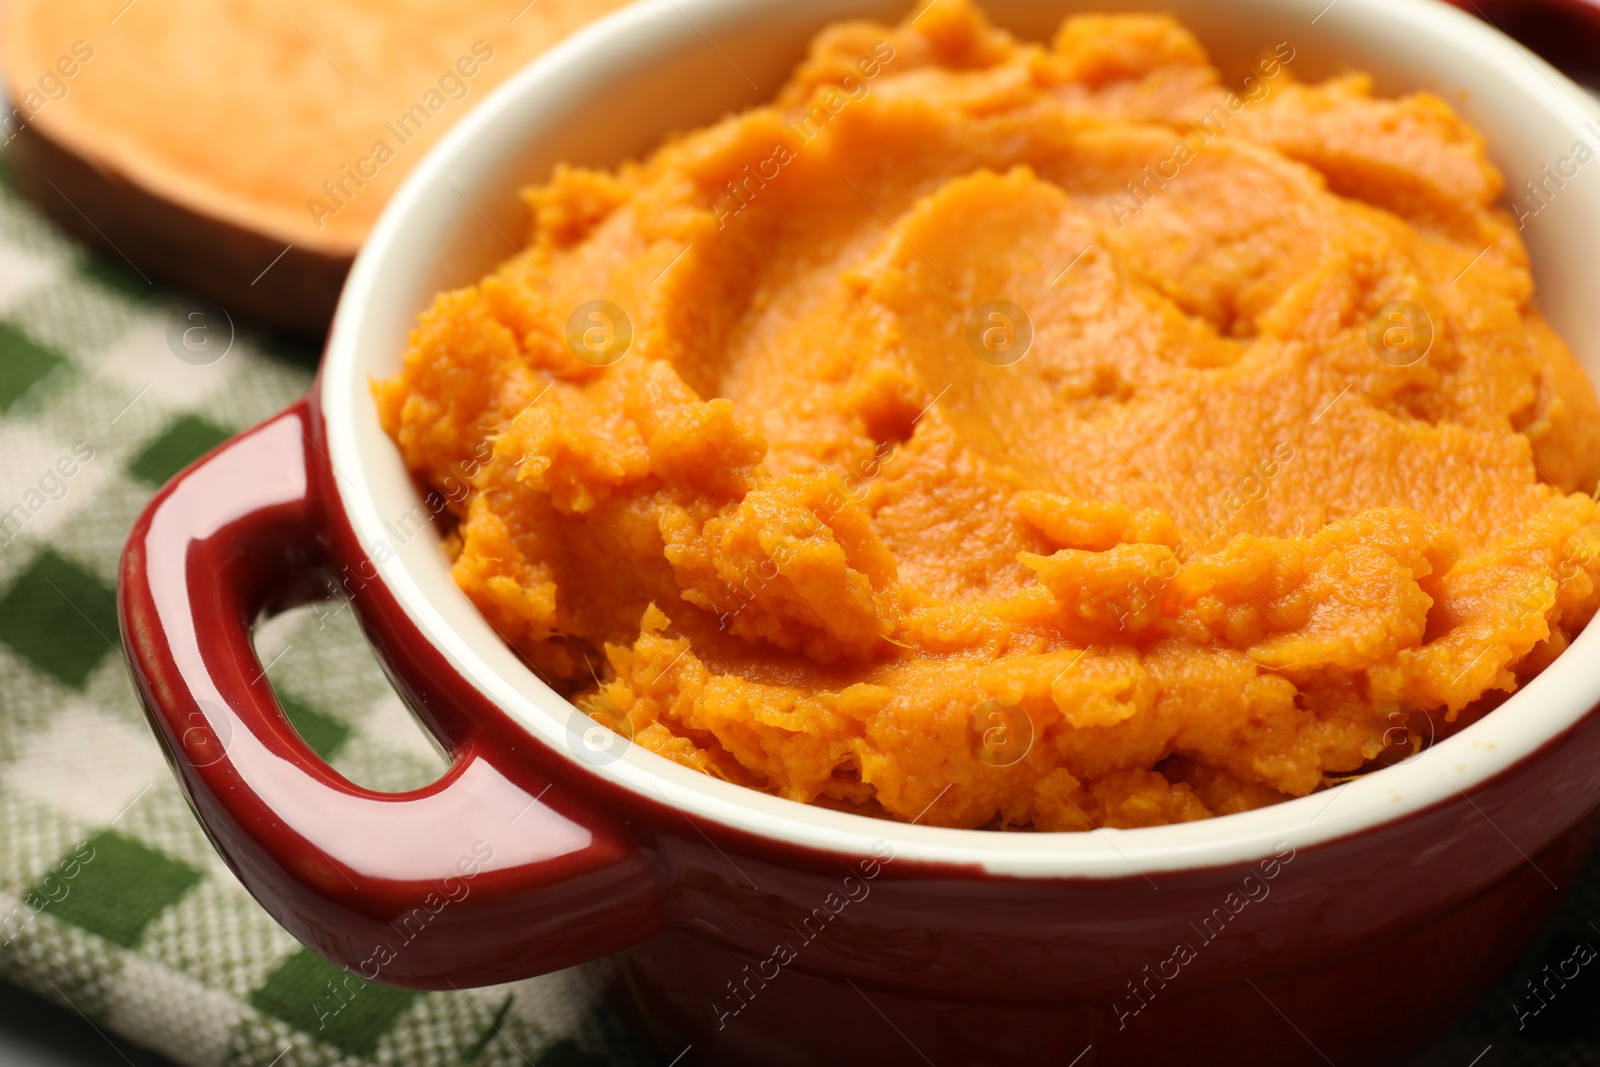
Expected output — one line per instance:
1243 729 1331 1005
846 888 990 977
377 0 1600 831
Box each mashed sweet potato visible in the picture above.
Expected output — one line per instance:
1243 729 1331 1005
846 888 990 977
377 0 1600 830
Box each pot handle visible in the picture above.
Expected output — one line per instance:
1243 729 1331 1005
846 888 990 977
119 398 662 988
1449 0 1600 85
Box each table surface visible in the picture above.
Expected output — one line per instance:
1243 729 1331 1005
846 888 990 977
0 980 173 1067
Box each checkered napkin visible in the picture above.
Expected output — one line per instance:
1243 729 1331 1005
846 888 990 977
0 156 662 1067
0 148 1599 1067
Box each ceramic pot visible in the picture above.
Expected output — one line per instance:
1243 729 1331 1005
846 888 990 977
119 1 1600 1063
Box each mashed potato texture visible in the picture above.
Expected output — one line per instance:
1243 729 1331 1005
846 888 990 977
377 0 1600 830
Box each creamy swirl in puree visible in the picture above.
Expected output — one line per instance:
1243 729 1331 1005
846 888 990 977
378 0 1600 830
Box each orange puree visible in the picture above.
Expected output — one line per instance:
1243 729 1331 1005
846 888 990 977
377 1 1600 830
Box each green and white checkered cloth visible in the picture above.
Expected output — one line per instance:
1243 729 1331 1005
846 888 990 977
2 142 1600 1067
0 155 660 1067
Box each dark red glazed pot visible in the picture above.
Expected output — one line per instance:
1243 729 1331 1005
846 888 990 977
119 1 1600 1064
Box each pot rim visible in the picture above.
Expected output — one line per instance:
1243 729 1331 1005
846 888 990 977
320 0 1600 878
